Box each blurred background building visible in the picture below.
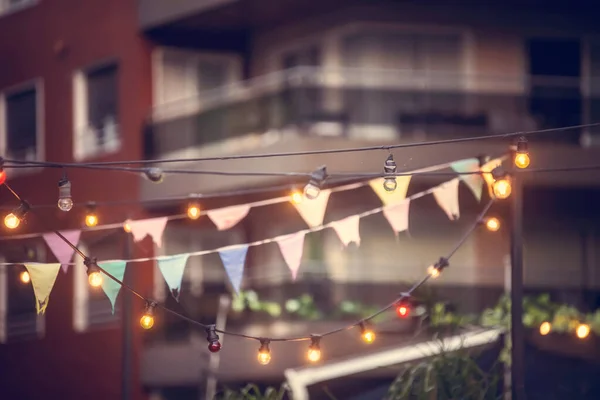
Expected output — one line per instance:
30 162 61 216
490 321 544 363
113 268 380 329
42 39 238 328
0 0 599 399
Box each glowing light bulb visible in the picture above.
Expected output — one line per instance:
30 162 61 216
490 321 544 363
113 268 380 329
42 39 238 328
427 265 441 278
383 177 397 192
85 213 98 227
492 178 512 200
0 169 6 185
303 183 321 200
307 347 321 362
576 323 590 339
539 321 551 336
20 270 30 284
514 153 530 169
290 191 303 204
123 220 132 233
360 325 376 344
485 217 501 232
140 315 154 330
187 203 201 220
396 304 410 318
4 213 20 229
88 271 103 287
257 341 271 365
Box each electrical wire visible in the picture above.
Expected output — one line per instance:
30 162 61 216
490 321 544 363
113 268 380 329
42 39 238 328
3 122 597 167
1 180 494 344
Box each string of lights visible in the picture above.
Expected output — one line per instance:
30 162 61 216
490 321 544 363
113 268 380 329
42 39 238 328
1 177 497 361
3 122 597 167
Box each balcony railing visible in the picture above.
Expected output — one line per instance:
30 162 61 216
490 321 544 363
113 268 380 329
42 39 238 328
145 67 598 158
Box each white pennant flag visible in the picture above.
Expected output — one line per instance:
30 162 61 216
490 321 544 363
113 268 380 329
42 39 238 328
276 232 306 280
292 189 331 228
330 215 361 247
383 200 410 234
433 179 460 221
208 204 251 231
129 217 168 247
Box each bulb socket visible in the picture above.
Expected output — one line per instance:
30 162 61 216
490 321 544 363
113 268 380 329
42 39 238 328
308 166 328 189
84 257 99 275
13 201 31 220
383 154 397 175
58 179 72 198
516 137 528 154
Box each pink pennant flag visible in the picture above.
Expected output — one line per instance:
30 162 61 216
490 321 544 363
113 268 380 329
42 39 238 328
43 230 81 273
276 232 306 280
383 200 411 234
433 179 461 221
129 217 168 247
292 189 331 228
207 204 251 231
330 215 361 247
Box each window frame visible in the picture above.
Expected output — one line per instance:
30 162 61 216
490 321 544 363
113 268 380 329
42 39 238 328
0 78 45 175
72 58 121 161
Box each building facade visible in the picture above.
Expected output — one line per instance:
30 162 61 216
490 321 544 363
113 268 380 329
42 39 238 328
0 0 599 399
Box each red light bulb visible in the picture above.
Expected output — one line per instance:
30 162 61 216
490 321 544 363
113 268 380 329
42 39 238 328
0 170 6 185
208 341 222 353
396 304 410 318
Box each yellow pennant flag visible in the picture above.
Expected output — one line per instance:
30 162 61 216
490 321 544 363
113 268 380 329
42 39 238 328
369 175 412 206
24 263 61 314
480 158 503 198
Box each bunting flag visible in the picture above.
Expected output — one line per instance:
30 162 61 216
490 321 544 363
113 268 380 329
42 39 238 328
276 232 306 280
480 158 503 197
219 246 249 294
24 263 61 314
330 215 361 247
43 230 81 273
451 158 483 202
207 204 251 231
157 253 190 300
129 217 168 247
99 260 127 313
382 200 411 234
292 189 331 228
433 178 461 221
368 176 412 206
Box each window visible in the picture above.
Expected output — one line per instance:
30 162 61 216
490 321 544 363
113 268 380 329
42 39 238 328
73 62 120 161
0 81 42 164
0 244 46 343
282 45 322 69
73 238 121 332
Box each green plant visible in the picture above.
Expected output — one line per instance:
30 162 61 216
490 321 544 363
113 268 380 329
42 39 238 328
216 384 289 400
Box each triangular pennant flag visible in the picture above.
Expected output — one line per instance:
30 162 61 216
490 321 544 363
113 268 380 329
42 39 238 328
433 179 461 221
451 158 483 202
382 200 411 234
218 246 249 294
330 215 361 247
369 176 412 206
207 204 251 231
276 232 306 280
99 260 127 314
157 253 190 301
43 230 81 273
481 158 503 198
292 189 331 228
24 263 61 314
129 217 168 247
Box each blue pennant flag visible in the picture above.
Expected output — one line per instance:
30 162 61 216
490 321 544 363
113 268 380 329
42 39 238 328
157 253 190 301
450 158 483 202
219 245 249 295
100 260 127 314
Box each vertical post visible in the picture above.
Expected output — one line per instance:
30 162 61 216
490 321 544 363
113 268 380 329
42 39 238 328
503 255 512 400
204 294 231 400
121 231 133 400
510 174 526 400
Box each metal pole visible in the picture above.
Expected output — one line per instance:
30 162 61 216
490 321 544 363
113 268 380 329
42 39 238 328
121 231 133 400
204 294 231 400
510 174 526 400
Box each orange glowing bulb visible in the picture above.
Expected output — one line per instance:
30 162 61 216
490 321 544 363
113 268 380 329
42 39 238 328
85 213 98 227
427 266 440 278
4 213 20 229
539 321 551 336
307 347 321 363
492 178 512 199
361 329 376 344
123 220 132 233
257 350 271 365
576 323 590 339
140 314 155 330
88 271 103 287
20 270 30 284
290 191 303 204
514 153 530 169
187 204 201 220
485 217 501 232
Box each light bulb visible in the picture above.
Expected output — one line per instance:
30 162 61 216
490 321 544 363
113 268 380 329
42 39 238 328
123 220 132 233
85 213 98 227
144 167 164 183
88 271 103 287
187 203 201 220
307 347 321 362
396 304 410 318
514 153 530 169
492 178 512 199
539 321 551 336
206 325 222 352
20 270 30 284
383 177 397 192
140 315 155 330
58 198 74 212
4 213 20 229
257 341 272 365
290 191 303 204
0 169 6 185
576 323 590 339
360 326 376 344
303 183 320 200
427 265 440 278
485 217 501 232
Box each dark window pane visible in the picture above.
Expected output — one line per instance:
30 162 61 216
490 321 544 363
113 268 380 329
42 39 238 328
6 88 37 157
87 64 118 129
